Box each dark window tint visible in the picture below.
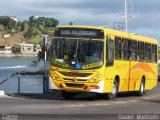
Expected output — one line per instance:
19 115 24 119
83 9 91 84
130 40 137 61
107 40 114 66
122 38 129 60
138 42 145 61
115 37 122 60
152 44 157 63
145 43 151 62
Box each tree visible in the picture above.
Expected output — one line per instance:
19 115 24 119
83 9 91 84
41 28 55 36
20 20 29 32
28 16 59 29
0 16 16 30
12 45 21 54
25 27 41 39
30 59 39 71
37 42 51 62
29 16 38 28
69 22 73 25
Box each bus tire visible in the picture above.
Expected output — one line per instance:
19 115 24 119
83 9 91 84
61 90 76 100
136 78 145 96
107 80 118 99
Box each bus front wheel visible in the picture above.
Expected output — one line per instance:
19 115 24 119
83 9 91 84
61 90 76 100
107 80 118 99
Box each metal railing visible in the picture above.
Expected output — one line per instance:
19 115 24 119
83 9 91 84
0 73 16 85
0 71 49 94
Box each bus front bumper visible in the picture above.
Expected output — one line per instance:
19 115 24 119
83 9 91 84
49 78 105 93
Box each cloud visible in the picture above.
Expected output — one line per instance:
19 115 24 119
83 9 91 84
0 0 159 43
128 11 160 29
130 28 160 40
134 0 160 13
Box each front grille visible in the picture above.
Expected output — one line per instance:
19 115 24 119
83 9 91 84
65 83 84 88
63 78 88 82
59 72 92 77
77 79 87 82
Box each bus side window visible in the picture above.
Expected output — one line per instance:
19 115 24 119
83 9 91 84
122 38 129 60
148 44 152 62
130 40 137 61
145 43 151 62
152 44 157 63
138 41 145 62
115 37 122 60
106 37 114 66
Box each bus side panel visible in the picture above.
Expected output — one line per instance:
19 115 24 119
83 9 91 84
134 63 158 91
116 61 130 92
129 61 139 91
144 63 158 90
104 66 115 93
105 60 130 92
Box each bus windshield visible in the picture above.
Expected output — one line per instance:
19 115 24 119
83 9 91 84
50 38 104 70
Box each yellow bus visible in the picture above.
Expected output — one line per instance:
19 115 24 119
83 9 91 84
49 26 158 99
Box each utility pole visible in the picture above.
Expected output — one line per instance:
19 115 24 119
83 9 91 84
113 0 135 32
42 34 49 70
123 0 135 32
124 0 128 32
42 35 49 61
42 34 49 94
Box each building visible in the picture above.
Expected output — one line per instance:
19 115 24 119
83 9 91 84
19 42 34 52
3 34 10 38
0 46 12 54
34 44 41 52
18 41 41 53
9 16 18 22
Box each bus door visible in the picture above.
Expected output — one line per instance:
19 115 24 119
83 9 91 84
121 38 130 91
114 37 130 92
105 35 115 92
129 40 138 91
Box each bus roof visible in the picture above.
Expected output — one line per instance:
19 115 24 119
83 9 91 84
56 25 158 44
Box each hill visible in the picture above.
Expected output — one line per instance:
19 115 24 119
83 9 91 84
0 32 26 46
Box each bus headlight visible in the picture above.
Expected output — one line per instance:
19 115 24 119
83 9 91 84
50 72 61 81
89 75 100 83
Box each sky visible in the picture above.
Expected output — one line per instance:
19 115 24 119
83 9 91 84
0 0 159 43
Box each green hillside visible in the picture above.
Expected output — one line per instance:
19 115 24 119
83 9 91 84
0 16 59 46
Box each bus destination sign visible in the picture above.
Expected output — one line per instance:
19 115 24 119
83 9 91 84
54 28 104 39
61 30 97 36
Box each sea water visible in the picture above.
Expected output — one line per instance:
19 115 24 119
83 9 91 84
0 56 44 94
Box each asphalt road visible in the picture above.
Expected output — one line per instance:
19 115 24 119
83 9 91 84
0 82 160 120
